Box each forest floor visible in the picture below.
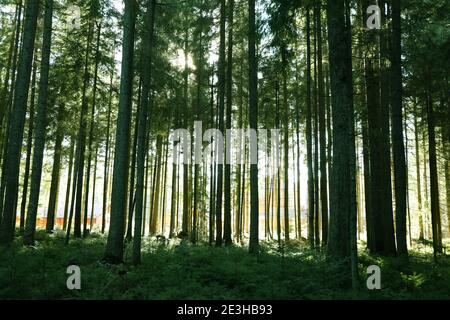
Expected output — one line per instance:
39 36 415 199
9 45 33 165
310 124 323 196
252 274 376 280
0 230 449 299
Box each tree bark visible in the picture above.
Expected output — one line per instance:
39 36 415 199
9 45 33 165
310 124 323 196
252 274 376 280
326 0 356 286
103 0 137 264
23 0 54 246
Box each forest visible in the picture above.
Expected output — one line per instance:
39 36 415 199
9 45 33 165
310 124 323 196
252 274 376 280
0 0 449 300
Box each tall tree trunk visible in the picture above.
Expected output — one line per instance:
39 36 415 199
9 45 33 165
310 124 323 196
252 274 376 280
142 138 150 236
89 144 99 230
391 0 408 259
71 19 95 240
426 87 442 256
102 72 114 234
248 0 259 254
208 74 216 244
313 9 320 247
363 0 396 256
445 95 450 237
275 80 281 244
282 48 290 242
133 0 156 264
316 2 328 246
344 0 359 289
63 137 75 230
326 0 356 286
181 23 190 237
126 82 141 241
84 23 102 237
191 4 205 244
223 0 234 246
170 122 179 238
0 0 40 245
413 103 424 240
422 128 430 239
295 71 301 239
103 0 137 264
46 103 65 231
214 0 226 247
150 136 162 235
19 57 37 232
305 7 315 248
23 0 54 246
161 138 169 235
379 0 397 255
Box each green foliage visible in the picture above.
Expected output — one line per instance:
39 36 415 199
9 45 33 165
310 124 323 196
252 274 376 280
1 235 449 299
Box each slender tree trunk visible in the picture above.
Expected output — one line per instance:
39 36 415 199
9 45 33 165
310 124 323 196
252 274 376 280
305 7 315 248
84 23 102 237
213 0 226 247
181 23 190 236
391 0 408 259
275 80 281 244
208 75 216 245
63 137 75 230
126 83 141 241
444 95 450 237
142 139 150 236
89 144 99 230
295 71 301 239
161 138 169 235
104 0 137 264
71 19 95 240
170 132 178 238
413 103 424 240
133 0 156 264
223 0 234 246
248 0 259 254
150 136 162 235
426 87 442 256
102 72 114 234
282 48 290 242
316 2 328 246
344 0 359 289
422 128 430 239
240 147 246 243
313 8 320 247
19 57 37 232
379 0 397 255
23 0 54 246
0 0 40 245
46 103 65 231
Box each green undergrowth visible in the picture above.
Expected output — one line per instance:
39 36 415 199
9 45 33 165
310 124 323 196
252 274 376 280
0 230 449 299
